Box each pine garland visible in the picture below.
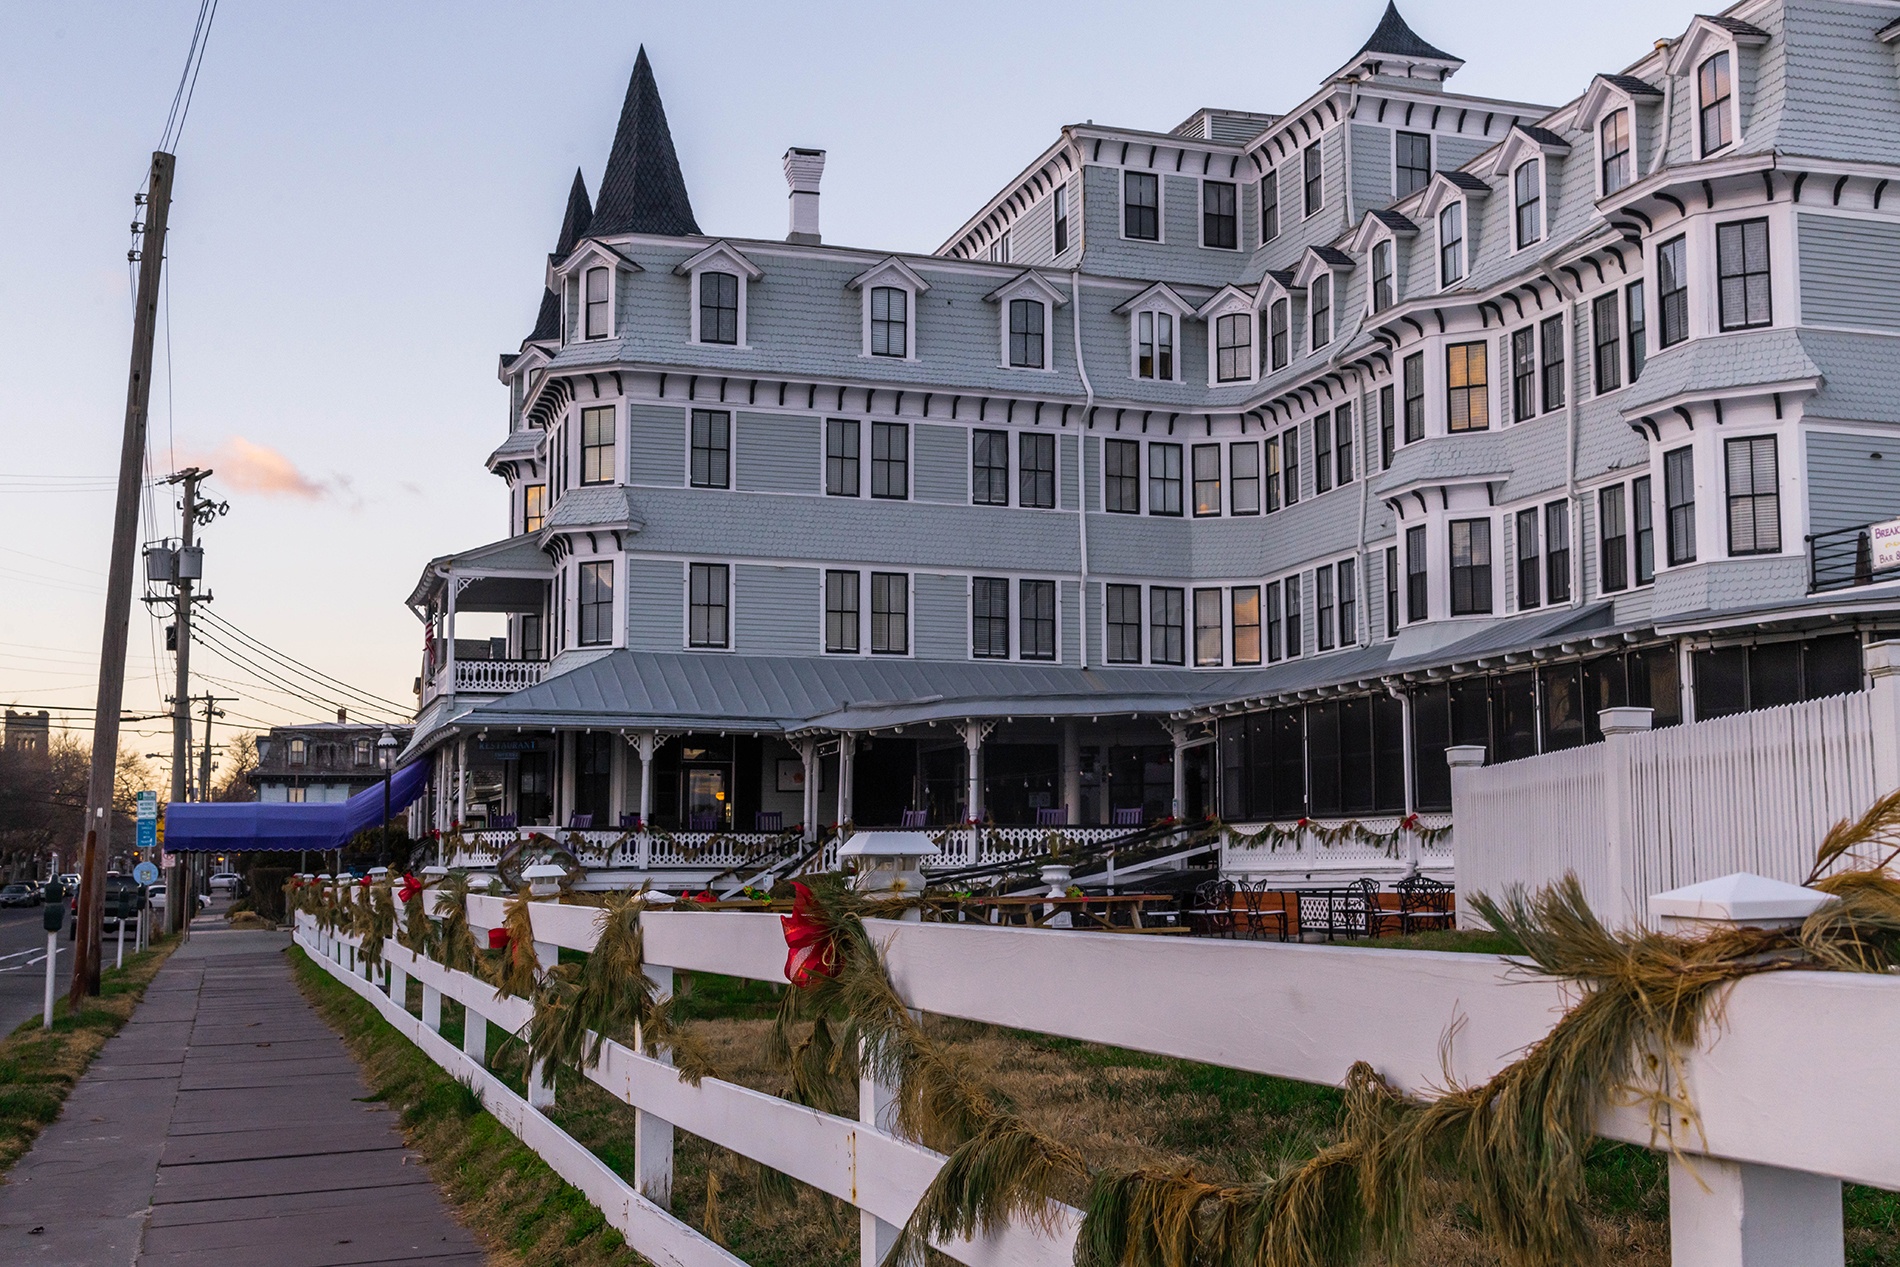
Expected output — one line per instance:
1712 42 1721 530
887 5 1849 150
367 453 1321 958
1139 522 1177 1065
1222 814 1452 858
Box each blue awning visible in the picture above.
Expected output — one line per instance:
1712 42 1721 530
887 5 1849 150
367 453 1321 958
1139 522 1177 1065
164 762 430 853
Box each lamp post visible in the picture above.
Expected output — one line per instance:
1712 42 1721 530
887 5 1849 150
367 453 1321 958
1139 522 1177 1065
377 728 398 867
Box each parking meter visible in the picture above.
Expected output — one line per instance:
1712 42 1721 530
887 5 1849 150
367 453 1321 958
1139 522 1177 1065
42 889 62 933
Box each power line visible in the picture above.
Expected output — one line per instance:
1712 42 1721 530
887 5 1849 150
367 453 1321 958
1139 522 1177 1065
191 624 405 725
157 0 219 154
196 607 412 714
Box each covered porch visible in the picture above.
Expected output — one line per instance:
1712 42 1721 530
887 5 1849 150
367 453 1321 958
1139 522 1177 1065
407 537 553 709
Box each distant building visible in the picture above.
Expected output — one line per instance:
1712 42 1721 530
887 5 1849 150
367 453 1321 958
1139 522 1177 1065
251 712 413 804
3 710 50 767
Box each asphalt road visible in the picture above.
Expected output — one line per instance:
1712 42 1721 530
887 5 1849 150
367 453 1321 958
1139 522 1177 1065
0 904 66 1036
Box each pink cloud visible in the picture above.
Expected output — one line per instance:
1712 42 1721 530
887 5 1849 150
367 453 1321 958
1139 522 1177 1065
191 437 327 500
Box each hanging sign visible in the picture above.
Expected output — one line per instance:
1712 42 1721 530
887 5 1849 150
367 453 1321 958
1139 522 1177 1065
1871 518 1900 571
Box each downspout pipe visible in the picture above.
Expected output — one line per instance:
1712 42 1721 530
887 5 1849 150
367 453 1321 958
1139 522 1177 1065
1071 268 1094 669
1542 265 1586 609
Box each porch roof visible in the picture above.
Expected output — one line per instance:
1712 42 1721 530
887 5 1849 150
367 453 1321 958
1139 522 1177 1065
406 536 552 611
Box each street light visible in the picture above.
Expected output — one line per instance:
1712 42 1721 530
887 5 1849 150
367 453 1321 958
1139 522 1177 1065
377 728 398 867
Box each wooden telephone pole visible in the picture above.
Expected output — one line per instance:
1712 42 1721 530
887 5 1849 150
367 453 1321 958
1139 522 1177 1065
74 152 174 1004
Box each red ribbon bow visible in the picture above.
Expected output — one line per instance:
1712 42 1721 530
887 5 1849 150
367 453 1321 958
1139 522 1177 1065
487 927 510 951
779 882 839 990
358 875 372 888
398 873 422 903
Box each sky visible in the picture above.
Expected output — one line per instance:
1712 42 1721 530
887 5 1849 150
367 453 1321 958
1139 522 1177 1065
0 0 1709 785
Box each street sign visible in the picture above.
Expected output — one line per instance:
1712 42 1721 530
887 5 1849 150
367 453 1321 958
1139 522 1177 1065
136 791 157 821
1874 518 1900 570
137 817 156 851
133 862 159 886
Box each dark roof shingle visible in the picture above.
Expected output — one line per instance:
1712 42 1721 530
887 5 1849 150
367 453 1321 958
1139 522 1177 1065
1356 2 1459 63
529 169 593 343
589 47 700 238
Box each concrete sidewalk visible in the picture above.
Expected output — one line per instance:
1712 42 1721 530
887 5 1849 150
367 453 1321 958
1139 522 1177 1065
0 921 485 1266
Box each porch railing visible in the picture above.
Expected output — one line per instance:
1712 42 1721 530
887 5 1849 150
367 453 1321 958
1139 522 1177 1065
1221 814 1454 876
451 657 547 694
1807 520 1899 593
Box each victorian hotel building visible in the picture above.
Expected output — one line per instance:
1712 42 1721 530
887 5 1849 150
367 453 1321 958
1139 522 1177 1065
407 1 1900 877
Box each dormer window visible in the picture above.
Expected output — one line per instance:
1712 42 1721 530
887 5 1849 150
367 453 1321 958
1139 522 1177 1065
1269 299 1290 370
1202 180 1238 249
1513 160 1541 249
1302 142 1323 217
676 241 760 348
584 267 611 339
870 287 907 357
288 738 307 766
1137 311 1175 380
698 273 739 345
1396 132 1432 198
1010 300 1045 368
848 256 928 362
1439 203 1465 286
1124 172 1159 241
1600 110 1632 195
1698 52 1733 155
1215 313 1252 382
1371 241 1394 313
1053 186 1069 254
1309 276 1332 351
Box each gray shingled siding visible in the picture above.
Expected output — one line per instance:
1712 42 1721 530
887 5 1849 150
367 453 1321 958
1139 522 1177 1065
913 423 966 504
1808 430 1900 534
736 411 820 494
1351 125 1393 211
1053 170 1085 270
1061 579 1080 664
913 572 967 659
1649 555 1809 620
1076 166 1258 288
1436 135 1493 172
736 564 819 654
1778 0 1900 166
621 487 1080 572
626 557 683 649
1059 434 1080 510
1800 213 1900 330
628 402 686 486
1083 579 1103 664
1013 193 1058 266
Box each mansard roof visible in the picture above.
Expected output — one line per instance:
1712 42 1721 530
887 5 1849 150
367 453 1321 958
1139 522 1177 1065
1110 281 1194 317
529 169 594 343
590 47 700 238
673 239 763 281
1355 2 1459 63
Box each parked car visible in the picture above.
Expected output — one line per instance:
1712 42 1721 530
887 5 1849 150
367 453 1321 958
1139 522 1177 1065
147 884 209 916
67 874 146 937
208 872 244 895
0 883 41 908
56 873 79 892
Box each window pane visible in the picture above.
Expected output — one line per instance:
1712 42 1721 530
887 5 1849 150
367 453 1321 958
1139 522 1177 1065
1665 445 1697 565
1337 557 1357 647
1600 484 1629 592
973 576 1009 658
581 405 615 486
1260 170 1280 243
1449 519 1492 615
1192 443 1221 515
1516 507 1541 610
1229 442 1259 514
1717 219 1772 331
826 570 860 653
690 410 730 489
1149 443 1183 516
1123 171 1159 240
870 286 908 357
1446 341 1489 432
1216 312 1252 382
1009 299 1045 367
699 271 739 345
1193 587 1223 666
1593 292 1622 394
1020 432 1055 509
1546 501 1572 603
1726 436 1780 555
826 418 860 496
870 572 908 654
1203 180 1237 249
1659 237 1688 347
1106 584 1142 663
1303 142 1322 216
1231 587 1261 665
1540 315 1566 414
972 430 1009 505
1514 160 1541 248
1396 131 1431 197
1150 587 1185 665
688 563 729 648
1403 352 1425 443
1105 439 1140 513
1020 579 1056 660
871 422 908 499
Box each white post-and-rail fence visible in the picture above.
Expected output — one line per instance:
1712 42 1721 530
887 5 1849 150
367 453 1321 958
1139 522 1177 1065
297 888 1898 1267
1454 641 1900 930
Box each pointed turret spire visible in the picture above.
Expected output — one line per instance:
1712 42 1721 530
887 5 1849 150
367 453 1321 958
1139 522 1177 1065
589 47 700 238
529 169 593 343
1355 2 1458 64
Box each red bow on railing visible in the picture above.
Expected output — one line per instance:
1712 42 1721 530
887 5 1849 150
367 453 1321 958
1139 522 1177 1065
689 889 717 905
487 928 510 951
780 881 839 990
398 873 422 903
358 875 372 888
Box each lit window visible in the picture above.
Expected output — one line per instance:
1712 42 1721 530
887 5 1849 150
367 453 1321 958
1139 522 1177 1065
1698 52 1732 155
1446 342 1489 432
578 560 613 645
698 271 739 345
1231 587 1261 665
870 286 908 357
581 405 614 485
523 483 546 534
288 738 306 766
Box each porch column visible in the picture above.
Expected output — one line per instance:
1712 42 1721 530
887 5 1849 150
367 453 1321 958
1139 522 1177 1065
962 721 984 822
444 579 458 693
1060 721 1080 826
836 734 856 827
800 739 818 841
1169 724 1188 820
455 739 467 826
558 731 575 826
636 732 656 825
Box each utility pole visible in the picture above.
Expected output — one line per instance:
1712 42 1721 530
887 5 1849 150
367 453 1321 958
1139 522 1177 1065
165 468 205 933
196 694 230 803
74 151 173 1006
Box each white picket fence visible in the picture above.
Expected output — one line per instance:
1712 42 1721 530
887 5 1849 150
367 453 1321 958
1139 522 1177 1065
1454 679 1892 927
296 888 1900 1267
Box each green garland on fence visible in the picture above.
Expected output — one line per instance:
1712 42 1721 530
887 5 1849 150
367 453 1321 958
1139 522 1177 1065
1221 813 1453 859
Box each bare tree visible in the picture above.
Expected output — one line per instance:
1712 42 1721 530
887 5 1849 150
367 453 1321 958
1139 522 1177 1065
213 732 259 802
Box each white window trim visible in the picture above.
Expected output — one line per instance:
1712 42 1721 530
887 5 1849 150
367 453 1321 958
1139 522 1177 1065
1596 105 1633 200
569 551 624 651
848 257 930 363
1198 177 1241 252
1308 552 1364 654
1368 237 1397 316
1301 139 1325 220
965 572 1065 664
1113 282 1194 384
1195 284 1260 388
1391 128 1432 200
1668 19 1762 160
1118 168 1166 244
1510 157 1546 254
674 241 762 350
551 241 642 346
684 405 737 491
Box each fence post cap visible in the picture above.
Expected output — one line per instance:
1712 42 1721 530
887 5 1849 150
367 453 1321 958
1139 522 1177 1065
1649 871 1836 929
1865 639 1900 678
1445 745 1487 769
1598 706 1655 735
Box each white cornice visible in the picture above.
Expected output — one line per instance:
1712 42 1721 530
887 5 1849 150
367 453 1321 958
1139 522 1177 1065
673 240 763 281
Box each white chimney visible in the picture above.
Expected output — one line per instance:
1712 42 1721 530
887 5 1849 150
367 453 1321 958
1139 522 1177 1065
784 148 825 245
